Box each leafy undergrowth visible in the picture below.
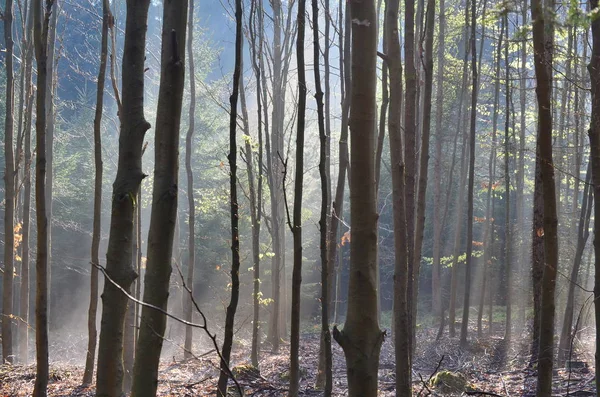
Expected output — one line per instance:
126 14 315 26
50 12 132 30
0 323 596 396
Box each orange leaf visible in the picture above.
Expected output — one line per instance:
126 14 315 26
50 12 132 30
537 227 544 237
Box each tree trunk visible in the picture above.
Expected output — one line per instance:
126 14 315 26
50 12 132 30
404 0 417 354
215 0 242 393
44 0 57 325
130 2 188 396
19 0 35 364
183 0 196 360
96 1 151 395
32 1 52 394
327 0 350 325
385 0 410 392
3 0 16 365
503 13 512 342
332 0 383 394
459 0 477 347
432 0 445 319
247 0 265 368
289 2 306 394
587 1 600 394
531 0 559 393
82 0 109 385
413 0 435 338
312 0 332 392
448 15 470 337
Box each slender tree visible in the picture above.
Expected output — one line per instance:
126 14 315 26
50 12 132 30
431 0 445 318
3 0 16 365
587 1 600 394
531 0 559 393
96 1 151 395
183 0 197 360
312 0 332 392
459 0 478 347
332 0 384 394
216 0 242 391
131 1 188 395
32 0 54 395
503 12 512 342
82 0 110 385
19 0 35 364
247 0 265 368
385 0 410 392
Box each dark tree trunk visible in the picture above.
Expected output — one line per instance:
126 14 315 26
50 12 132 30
183 0 196 360
216 0 242 392
3 0 16 365
332 0 384 394
459 0 477 347
96 1 151 395
82 0 109 385
32 1 53 395
531 0 559 393
312 0 332 392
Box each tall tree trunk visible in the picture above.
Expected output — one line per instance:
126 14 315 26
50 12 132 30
289 2 306 394
503 13 512 341
404 0 417 353
516 1 528 331
19 0 35 364
413 0 435 337
183 0 196 360
82 0 109 385
3 0 16 365
332 0 384 394
312 0 332 392
96 1 151 395
459 0 477 347
432 0 445 319
385 0 410 392
448 15 470 338
130 2 188 396
215 0 242 393
247 0 265 368
531 0 559 393
328 0 350 326
32 1 53 395
44 0 57 324
587 0 600 394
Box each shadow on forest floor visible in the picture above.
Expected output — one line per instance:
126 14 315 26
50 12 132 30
0 321 596 396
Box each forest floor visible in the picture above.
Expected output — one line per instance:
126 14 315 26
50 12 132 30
0 322 596 396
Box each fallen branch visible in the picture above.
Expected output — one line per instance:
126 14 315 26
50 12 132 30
465 390 505 397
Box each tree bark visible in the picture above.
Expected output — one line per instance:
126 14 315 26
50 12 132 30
531 0 559 393
215 0 242 392
332 0 384 394
459 0 477 347
289 1 306 394
432 0 445 319
312 0 332 392
3 0 16 365
413 0 435 338
385 0 410 392
130 2 188 396
19 0 35 364
82 0 109 385
247 0 265 368
96 1 151 395
503 13 511 342
183 0 196 360
587 1 600 394
32 1 53 395
404 0 417 353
